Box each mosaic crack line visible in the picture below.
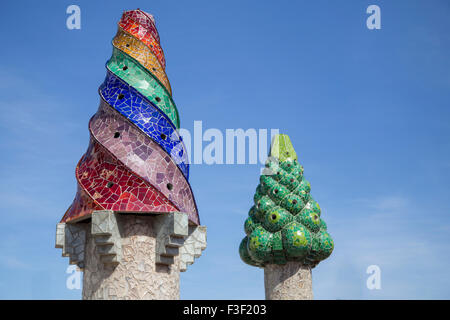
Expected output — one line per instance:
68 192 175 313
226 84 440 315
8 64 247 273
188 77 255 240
89 99 199 225
239 134 334 268
99 70 189 179
107 47 179 128
113 29 172 95
119 15 166 68
60 9 199 230
66 137 179 221
121 9 160 44
61 185 102 223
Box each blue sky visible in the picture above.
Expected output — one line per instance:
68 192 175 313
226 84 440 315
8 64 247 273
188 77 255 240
0 0 449 299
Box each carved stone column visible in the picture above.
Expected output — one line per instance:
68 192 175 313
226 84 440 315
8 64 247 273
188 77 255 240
264 262 313 300
55 210 206 300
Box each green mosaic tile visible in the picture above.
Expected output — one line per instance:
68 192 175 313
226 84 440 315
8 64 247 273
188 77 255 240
239 236 261 267
239 134 334 268
107 47 180 128
247 225 273 263
282 222 312 259
244 208 260 236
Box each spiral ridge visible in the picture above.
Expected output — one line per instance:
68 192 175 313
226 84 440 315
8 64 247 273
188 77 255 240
61 9 199 225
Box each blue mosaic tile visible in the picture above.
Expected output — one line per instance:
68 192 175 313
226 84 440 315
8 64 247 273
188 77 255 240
99 70 189 179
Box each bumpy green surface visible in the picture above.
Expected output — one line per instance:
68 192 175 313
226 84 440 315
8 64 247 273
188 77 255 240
107 47 180 128
239 134 334 268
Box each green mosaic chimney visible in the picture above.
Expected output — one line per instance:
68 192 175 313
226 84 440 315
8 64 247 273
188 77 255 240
239 134 334 268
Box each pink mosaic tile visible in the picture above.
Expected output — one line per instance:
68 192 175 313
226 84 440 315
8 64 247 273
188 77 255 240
88 99 199 225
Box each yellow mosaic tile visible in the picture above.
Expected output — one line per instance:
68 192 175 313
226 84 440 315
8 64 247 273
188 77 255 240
112 28 172 96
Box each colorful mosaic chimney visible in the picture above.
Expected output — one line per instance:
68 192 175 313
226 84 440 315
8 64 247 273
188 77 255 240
239 134 333 299
55 9 206 299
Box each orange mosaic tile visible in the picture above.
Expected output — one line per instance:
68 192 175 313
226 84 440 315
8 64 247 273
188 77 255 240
113 29 172 96
118 15 166 69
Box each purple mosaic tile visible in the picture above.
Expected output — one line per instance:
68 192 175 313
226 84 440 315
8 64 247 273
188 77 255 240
89 99 200 225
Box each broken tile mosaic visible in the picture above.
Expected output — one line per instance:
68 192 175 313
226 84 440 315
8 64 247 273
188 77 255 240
66 137 179 220
119 15 166 68
107 47 179 128
61 185 103 223
113 29 172 95
120 9 160 44
239 135 334 268
99 70 189 179
61 10 199 225
89 99 199 225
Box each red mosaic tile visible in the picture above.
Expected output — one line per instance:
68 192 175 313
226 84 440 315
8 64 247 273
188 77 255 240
121 9 160 44
61 137 179 223
61 9 201 226
118 16 166 69
88 99 200 225
60 185 102 223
